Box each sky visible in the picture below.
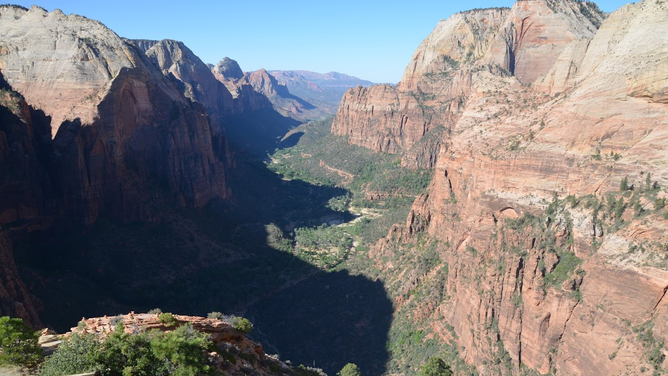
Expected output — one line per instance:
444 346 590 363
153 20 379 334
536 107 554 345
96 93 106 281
11 0 633 83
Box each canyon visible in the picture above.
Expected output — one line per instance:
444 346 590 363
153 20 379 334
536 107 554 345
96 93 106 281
0 0 667 375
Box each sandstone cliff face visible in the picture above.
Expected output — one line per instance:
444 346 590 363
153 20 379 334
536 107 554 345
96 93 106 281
211 58 273 113
130 39 237 117
0 76 57 327
332 0 604 170
484 0 602 85
0 4 230 225
354 0 668 374
0 6 142 137
0 5 231 323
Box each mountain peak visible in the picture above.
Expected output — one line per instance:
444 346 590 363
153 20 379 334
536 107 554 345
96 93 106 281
213 57 244 80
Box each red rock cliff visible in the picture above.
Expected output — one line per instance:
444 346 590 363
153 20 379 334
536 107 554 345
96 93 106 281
356 0 668 374
332 0 604 169
0 5 232 323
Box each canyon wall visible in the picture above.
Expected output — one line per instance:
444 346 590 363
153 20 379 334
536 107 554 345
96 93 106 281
331 0 604 169
349 0 668 374
0 5 232 323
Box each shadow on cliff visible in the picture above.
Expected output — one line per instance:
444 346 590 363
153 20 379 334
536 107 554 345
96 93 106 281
16 144 392 376
222 108 302 157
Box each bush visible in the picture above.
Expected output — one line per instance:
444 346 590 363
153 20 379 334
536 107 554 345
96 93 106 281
158 312 179 327
207 311 224 320
232 317 253 334
0 316 42 367
337 363 361 376
418 357 453 376
148 308 163 314
95 329 161 376
40 332 100 376
44 323 215 376
150 324 214 376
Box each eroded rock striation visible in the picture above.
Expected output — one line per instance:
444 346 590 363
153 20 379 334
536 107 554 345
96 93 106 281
340 0 668 374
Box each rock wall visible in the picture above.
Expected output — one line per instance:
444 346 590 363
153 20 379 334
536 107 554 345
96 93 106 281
130 39 238 117
362 0 668 374
211 58 273 113
0 5 231 324
331 0 603 169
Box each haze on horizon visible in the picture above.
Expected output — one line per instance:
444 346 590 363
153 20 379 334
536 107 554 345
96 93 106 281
10 0 633 83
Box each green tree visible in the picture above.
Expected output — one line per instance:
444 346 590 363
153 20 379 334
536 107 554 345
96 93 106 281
40 332 100 376
0 316 42 367
620 176 629 191
419 357 452 376
337 363 361 376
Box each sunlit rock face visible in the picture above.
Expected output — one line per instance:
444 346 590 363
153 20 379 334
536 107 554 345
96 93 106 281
339 0 668 374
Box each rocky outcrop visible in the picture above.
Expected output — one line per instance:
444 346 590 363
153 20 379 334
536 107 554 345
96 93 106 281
211 57 272 113
53 313 317 376
245 69 318 121
213 57 244 81
356 0 668 374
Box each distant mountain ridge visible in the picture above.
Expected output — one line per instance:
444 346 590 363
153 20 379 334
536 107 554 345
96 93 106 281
268 70 375 114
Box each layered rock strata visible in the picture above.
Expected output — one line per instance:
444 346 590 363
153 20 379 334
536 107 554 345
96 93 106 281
331 0 605 169
346 0 668 374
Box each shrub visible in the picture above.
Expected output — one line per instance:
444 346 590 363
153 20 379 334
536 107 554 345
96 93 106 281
158 312 179 327
207 311 224 320
0 316 43 367
150 324 214 375
232 317 253 334
40 332 100 376
95 329 161 376
337 363 361 376
148 308 163 314
418 357 453 376
44 323 217 376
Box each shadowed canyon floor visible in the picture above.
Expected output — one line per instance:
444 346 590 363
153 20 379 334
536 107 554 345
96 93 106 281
14 146 393 376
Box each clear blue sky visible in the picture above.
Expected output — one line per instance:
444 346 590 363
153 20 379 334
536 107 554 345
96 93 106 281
12 1 633 83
